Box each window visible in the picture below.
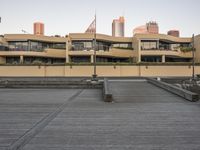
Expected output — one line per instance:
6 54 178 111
141 41 158 50
70 56 91 63
0 45 9 51
52 43 66 49
159 41 170 50
8 41 28 51
141 56 162 62
72 41 93 51
24 57 65 64
112 43 133 50
6 57 20 64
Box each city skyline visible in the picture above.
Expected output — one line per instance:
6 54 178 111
0 0 200 37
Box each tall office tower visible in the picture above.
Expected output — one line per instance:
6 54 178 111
112 16 125 37
146 21 159 34
167 30 180 37
34 22 44 35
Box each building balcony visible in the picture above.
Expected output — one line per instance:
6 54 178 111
69 48 136 58
140 49 193 58
0 48 66 58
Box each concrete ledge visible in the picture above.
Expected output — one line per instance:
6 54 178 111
0 79 102 89
147 78 199 102
103 78 113 102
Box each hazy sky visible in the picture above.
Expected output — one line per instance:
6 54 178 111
0 0 200 37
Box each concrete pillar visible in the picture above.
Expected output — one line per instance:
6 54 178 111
65 39 69 63
66 55 69 63
138 40 141 63
91 55 94 63
162 55 165 63
20 55 24 64
157 40 159 49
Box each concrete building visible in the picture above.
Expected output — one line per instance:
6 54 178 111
168 30 180 37
34 22 44 35
0 32 199 65
112 16 125 37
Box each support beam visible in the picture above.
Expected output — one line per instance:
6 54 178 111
91 55 94 63
65 39 69 63
20 56 24 64
162 55 165 63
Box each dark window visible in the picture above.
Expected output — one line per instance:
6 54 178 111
141 56 162 62
24 56 65 64
70 56 91 63
6 57 20 64
0 45 9 51
8 41 66 51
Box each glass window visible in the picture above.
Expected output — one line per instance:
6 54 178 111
141 41 157 50
6 57 20 64
72 41 92 51
8 41 28 51
84 42 92 48
53 43 66 49
112 43 132 50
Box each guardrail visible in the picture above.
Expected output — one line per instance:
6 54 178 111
147 78 199 102
103 78 113 102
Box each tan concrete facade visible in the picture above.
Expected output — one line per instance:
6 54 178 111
0 65 199 77
0 33 199 64
0 32 200 76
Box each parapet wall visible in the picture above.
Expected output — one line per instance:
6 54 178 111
0 65 200 77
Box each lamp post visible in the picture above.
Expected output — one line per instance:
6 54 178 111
92 15 97 81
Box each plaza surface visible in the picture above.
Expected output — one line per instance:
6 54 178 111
0 80 200 150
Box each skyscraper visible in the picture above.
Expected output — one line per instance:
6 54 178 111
112 16 125 37
34 22 44 35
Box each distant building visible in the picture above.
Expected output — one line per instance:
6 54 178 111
112 16 125 37
146 21 159 34
133 25 148 34
133 21 159 35
168 30 180 37
34 22 44 35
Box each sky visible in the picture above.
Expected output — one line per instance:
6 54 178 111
0 0 200 37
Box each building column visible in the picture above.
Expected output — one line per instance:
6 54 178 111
91 55 94 63
138 40 141 63
65 53 69 63
65 39 69 63
157 40 159 49
162 55 165 63
20 55 24 64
